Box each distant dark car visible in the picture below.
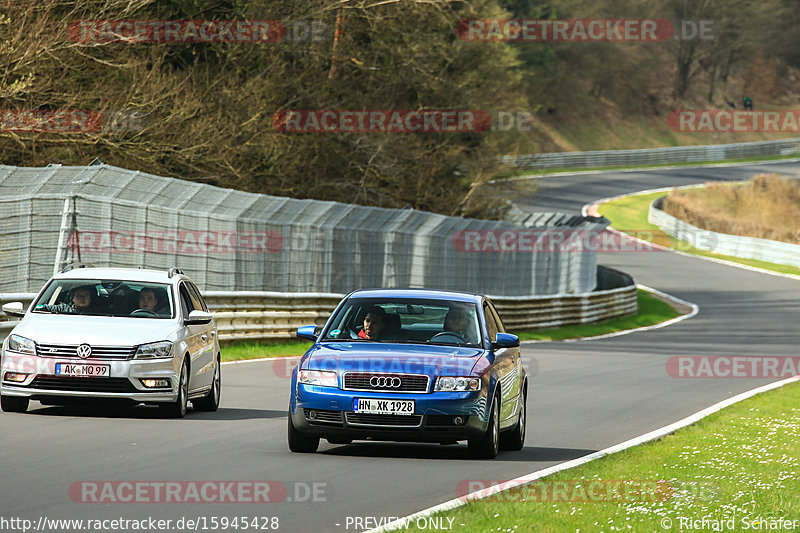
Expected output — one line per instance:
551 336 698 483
288 289 527 458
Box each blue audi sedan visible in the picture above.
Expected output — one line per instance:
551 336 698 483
288 289 527 458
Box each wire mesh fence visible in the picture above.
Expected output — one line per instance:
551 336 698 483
0 163 608 295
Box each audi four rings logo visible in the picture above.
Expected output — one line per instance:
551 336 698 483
370 376 402 388
76 344 92 359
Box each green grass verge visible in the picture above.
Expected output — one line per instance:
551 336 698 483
517 289 680 341
219 289 682 360
598 191 800 277
221 339 311 362
401 381 800 532
496 152 800 180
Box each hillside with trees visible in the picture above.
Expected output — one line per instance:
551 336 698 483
1 0 799 217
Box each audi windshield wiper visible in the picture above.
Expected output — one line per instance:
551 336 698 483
322 338 373 342
427 341 471 347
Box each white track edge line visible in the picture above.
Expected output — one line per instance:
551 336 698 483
365 374 800 533
521 284 698 344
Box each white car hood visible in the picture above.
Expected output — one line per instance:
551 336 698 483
12 314 180 346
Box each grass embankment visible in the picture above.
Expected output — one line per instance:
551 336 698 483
663 174 800 244
220 289 682 361
221 340 312 362
598 191 800 277
401 381 800 532
548 106 800 153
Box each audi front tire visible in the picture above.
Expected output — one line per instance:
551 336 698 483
288 410 320 453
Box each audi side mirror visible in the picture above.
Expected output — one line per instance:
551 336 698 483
492 332 520 350
296 325 318 341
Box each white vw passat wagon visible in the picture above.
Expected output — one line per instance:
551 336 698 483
1 266 220 417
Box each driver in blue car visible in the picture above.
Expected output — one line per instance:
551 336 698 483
358 306 386 340
443 305 478 344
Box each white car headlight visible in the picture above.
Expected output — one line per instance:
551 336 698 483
135 341 173 359
435 376 481 392
298 370 338 388
7 334 35 355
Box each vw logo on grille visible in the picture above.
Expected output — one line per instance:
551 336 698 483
76 344 92 359
370 376 402 389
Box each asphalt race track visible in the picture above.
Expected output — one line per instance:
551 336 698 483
1 161 798 532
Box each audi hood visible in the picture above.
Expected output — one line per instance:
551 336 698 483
301 342 485 377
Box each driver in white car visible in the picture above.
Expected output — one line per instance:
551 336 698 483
137 288 159 311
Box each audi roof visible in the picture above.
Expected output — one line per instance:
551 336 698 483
345 288 484 303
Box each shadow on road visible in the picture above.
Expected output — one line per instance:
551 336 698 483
26 401 286 421
320 442 597 462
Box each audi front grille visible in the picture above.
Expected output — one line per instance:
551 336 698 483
342 373 429 393
345 413 423 427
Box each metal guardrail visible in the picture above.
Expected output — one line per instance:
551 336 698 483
649 197 800 268
0 266 637 343
492 266 637 330
502 138 800 170
204 291 343 343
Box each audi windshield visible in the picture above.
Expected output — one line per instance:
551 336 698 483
321 298 481 346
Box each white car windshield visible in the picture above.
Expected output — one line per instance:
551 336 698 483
32 279 174 318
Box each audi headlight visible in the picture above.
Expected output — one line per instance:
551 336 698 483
135 341 173 359
7 334 35 355
298 370 338 388
435 376 481 392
